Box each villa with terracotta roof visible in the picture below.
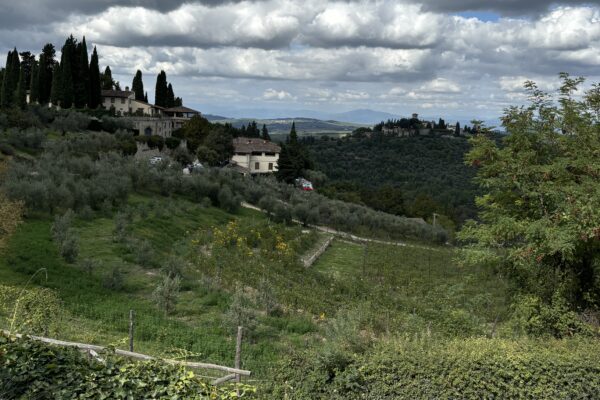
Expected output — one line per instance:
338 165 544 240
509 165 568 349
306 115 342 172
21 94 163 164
230 137 281 175
100 88 200 137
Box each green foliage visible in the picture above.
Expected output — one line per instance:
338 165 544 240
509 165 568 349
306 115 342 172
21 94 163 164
154 70 168 108
152 274 181 316
459 74 600 331
0 334 256 399
308 135 480 224
269 338 600 399
0 285 63 336
223 285 257 335
132 69 144 101
88 46 102 109
277 122 313 183
102 265 124 291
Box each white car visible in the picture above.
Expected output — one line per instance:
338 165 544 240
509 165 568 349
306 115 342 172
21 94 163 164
149 156 163 165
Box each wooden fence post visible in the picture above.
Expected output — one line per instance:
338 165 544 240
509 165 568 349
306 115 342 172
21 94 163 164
235 326 243 397
129 310 135 352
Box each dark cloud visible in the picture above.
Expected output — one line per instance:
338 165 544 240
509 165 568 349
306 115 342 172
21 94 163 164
419 0 594 16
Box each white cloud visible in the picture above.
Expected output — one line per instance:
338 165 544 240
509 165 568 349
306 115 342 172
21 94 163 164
4 2 600 121
263 88 295 100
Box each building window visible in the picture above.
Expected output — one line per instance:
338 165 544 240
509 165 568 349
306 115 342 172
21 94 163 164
268 163 273 171
121 98 125 104
254 162 260 170
110 97 115 103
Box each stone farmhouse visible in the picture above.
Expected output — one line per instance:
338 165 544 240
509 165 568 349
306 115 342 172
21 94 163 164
101 87 200 137
230 137 281 175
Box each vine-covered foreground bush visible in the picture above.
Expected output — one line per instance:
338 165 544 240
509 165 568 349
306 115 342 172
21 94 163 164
267 338 600 399
0 333 255 399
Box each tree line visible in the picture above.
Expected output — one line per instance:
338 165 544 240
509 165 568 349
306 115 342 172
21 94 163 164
0 35 182 111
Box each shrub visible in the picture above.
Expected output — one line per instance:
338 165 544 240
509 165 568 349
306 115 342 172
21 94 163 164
0 334 255 399
80 258 99 276
152 275 181 316
134 239 156 268
218 185 239 213
59 232 79 264
51 210 74 245
0 142 15 156
257 278 278 316
161 255 184 279
165 136 181 150
147 135 165 151
102 266 124 290
223 285 257 335
269 338 600 399
272 203 292 225
0 285 64 336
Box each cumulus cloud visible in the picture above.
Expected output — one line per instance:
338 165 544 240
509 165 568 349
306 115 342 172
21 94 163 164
263 88 295 100
3 1 600 120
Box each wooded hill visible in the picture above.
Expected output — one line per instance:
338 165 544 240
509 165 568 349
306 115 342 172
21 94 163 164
306 135 480 227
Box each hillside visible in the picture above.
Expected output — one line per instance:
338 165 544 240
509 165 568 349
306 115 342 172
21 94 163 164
1 107 600 398
211 117 364 138
307 135 479 224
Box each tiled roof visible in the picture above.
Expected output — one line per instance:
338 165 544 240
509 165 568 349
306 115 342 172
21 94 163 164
164 106 200 114
233 137 281 154
101 90 134 98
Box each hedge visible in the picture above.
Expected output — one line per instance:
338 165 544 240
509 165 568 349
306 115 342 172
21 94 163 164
0 333 255 399
269 338 600 399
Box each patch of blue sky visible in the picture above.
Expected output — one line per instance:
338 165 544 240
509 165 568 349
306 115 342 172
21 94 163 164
455 11 500 22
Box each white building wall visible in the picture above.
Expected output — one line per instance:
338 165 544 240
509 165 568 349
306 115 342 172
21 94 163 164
232 153 279 174
103 95 134 115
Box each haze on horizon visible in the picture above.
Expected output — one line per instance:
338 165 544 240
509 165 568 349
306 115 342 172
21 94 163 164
2 0 600 123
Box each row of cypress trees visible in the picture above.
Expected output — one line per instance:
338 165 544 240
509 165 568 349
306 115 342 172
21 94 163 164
1 35 182 110
154 70 182 108
0 35 103 110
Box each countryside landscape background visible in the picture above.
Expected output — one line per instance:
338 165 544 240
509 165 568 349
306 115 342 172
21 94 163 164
1 1 600 399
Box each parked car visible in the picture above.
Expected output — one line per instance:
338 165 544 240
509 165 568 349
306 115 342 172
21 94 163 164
149 156 163 165
295 177 314 191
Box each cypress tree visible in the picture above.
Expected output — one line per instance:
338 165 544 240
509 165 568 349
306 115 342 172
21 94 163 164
29 61 39 104
74 37 90 108
89 46 101 108
1 49 20 108
167 83 175 108
261 124 270 140
38 44 56 104
132 70 144 101
174 97 182 107
15 65 26 109
50 63 62 106
289 121 298 144
101 66 114 90
0 50 14 108
59 37 75 108
144 92 148 103
18 51 35 91
154 70 168 107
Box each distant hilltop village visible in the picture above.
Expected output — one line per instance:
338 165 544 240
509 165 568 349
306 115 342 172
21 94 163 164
370 113 479 138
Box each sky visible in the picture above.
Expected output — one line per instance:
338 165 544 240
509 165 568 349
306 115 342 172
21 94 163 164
2 0 600 123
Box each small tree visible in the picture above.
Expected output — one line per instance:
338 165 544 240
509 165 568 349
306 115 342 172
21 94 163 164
152 274 181 316
223 285 256 334
459 74 600 334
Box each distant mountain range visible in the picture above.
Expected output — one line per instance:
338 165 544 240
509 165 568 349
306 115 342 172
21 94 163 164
202 108 402 125
202 109 503 132
207 116 364 136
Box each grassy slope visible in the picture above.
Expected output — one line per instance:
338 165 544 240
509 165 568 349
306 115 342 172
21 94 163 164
0 192 511 379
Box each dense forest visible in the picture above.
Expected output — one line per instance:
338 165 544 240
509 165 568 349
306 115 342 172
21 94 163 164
305 135 481 228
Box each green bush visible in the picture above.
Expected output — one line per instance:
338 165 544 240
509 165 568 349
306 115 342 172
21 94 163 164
269 338 600 399
0 333 255 399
